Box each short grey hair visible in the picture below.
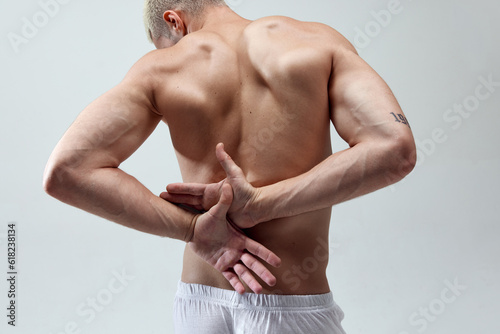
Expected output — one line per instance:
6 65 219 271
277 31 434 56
144 0 227 42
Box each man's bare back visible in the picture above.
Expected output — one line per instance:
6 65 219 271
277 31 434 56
151 16 345 294
44 2 415 300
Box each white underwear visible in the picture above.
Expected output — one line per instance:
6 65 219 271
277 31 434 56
173 281 347 334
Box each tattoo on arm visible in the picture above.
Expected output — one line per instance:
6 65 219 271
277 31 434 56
390 112 411 128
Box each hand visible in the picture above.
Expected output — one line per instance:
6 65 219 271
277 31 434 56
162 179 225 213
188 183 280 294
161 143 261 228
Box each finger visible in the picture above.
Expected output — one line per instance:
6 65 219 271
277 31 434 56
234 263 263 294
244 238 282 268
208 183 233 219
166 183 206 196
216 143 244 179
240 253 277 287
160 192 203 207
214 250 240 273
222 271 246 295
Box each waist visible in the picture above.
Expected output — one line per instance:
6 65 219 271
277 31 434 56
182 209 332 295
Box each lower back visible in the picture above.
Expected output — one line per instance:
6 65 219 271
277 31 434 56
182 207 332 295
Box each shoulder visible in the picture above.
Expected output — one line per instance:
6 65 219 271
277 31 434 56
120 51 166 92
304 21 358 55
249 16 357 53
123 37 205 87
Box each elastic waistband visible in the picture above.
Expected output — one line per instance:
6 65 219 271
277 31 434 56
176 281 336 311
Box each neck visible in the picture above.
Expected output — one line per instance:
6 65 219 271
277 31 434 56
186 6 249 34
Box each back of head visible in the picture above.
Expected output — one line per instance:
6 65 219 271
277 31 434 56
144 0 227 42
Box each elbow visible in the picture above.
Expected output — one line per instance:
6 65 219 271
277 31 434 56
43 161 65 199
384 134 417 183
43 158 78 200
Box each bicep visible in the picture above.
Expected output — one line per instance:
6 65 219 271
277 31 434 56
329 48 412 147
51 75 161 170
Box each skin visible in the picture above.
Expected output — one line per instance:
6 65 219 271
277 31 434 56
44 5 416 296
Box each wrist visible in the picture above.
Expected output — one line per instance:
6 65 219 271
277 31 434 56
184 213 200 243
255 179 298 222
250 186 274 224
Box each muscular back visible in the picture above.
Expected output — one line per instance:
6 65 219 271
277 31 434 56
151 16 342 294
45 5 413 295
155 17 334 183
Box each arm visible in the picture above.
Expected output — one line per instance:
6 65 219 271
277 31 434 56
43 55 280 293
43 57 192 240
162 38 416 227
254 42 417 222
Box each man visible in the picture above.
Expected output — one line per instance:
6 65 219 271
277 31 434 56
43 0 416 333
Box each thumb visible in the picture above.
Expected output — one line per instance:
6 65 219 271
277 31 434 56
216 143 244 180
208 183 233 219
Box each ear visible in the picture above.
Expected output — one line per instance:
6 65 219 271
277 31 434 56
163 10 186 33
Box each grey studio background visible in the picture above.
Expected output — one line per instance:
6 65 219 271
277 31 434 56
1 0 499 333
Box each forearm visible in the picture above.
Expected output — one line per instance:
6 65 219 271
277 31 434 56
45 166 196 242
255 141 414 223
